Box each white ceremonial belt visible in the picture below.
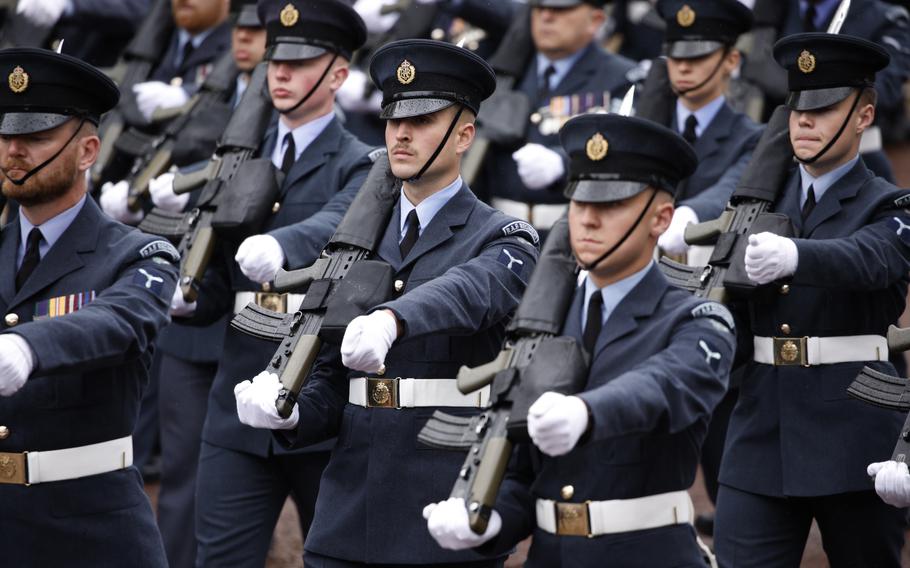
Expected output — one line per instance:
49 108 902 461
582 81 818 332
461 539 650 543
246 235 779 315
860 125 883 154
753 335 887 367
492 198 566 231
536 490 694 537
349 377 490 409
233 291 305 314
0 436 133 486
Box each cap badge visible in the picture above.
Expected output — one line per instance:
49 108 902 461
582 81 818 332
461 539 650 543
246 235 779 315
586 133 609 162
397 60 416 85
677 4 696 27
8 66 28 94
280 3 299 27
798 50 816 74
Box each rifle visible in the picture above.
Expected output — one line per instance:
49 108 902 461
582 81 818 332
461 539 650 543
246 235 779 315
849 324 910 462
417 217 587 533
138 62 276 302
657 0 850 302
461 4 534 186
121 51 238 212
92 0 174 186
229 153 399 418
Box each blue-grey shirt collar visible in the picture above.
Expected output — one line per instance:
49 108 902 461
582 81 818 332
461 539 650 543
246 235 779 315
675 95 725 139
799 154 859 208
399 176 463 239
18 194 86 268
581 261 653 332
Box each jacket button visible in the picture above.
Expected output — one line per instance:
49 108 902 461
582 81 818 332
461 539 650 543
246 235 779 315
780 324 791 335
394 280 404 293
780 284 790 295
4 313 18 327
0 426 9 440
272 202 281 214
560 485 574 500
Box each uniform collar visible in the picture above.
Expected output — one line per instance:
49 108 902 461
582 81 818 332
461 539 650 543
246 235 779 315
177 27 215 54
799 153 860 207
676 95 726 139
272 111 336 169
800 0 841 30
581 260 653 331
536 46 587 92
399 176 463 238
18 194 86 267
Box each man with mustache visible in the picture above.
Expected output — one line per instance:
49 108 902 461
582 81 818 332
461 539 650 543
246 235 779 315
714 33 910 567
0 47 179 566
234 38 539 567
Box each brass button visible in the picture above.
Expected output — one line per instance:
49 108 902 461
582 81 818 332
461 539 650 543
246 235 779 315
560 485 574 500
780 284 790 295
431 28 445 41
4 313 18 327
169 77 183 87
394 279 404 293
272 202 281 214
780 324 791 335
530 112 542 125
0 426 8 440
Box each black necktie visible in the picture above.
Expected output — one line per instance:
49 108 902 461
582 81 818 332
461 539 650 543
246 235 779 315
801 184 817 221
16 227 42 292
399 209 420 258
179 39 195 69
583 292 603 353
682 114 698 145
538 64 556 102
803 0 818 31
281 132 296 175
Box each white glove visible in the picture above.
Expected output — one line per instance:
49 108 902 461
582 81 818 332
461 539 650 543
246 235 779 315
353 0 400 34
132 81 190 123
340 310 398 373
16 0 67 27
423 497 502 550
527 392 589 457
149 172 189 212
100 180 143 224
235 234 285 284
336 69 382 113
0 334 35 397
658 206 699 255
869 460 910 508
414 0 441 3
744 232 798 285
235 371 300 430
170 287 197 317
512 144 566 190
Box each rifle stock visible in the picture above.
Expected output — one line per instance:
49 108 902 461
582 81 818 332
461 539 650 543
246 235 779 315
888 324 910 354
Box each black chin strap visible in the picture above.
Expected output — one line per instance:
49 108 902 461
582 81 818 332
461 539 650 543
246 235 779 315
796 90 863 165
278 52 340 115
671 48 730 98
582 188 659 272
406 104 465 183
4 118 87 187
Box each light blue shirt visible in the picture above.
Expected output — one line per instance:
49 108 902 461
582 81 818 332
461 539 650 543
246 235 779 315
536 47 586 94
399 176 463 240
271 111 336 170
798 154 860 208
676 95 726 139
799 0 841 31
581 261 653 332
18 195 86 269
176 28 215 67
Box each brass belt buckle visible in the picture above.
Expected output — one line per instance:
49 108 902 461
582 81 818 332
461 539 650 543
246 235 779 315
555 501 591 537
366 378 399 409
773 336 809 367
255 292 287 313
0 452 28 485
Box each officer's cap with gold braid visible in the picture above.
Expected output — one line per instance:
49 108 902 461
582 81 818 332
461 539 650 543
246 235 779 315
560 114 697 203
0 48 118 135
657 0 753 59
232 0 261 28
369 39 496 119
257 0 366 62
774 33 889 111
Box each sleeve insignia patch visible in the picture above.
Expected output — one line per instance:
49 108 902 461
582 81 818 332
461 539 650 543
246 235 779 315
497 247 526 276
501 220 540 246
140 240 180 263
691 302 734 332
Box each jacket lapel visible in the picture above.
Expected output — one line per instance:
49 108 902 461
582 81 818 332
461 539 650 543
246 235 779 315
552 44 599 97
378 201 404 270
398 184 475 271
280 118 343 196
592 264 668 360
0 217 20 306
694 103 733 162
561 284 585 343
776 171 804 235
802 159 868 237
10 198 101 307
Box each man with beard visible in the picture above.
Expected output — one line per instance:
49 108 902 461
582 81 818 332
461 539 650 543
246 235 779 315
0 47 179 566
